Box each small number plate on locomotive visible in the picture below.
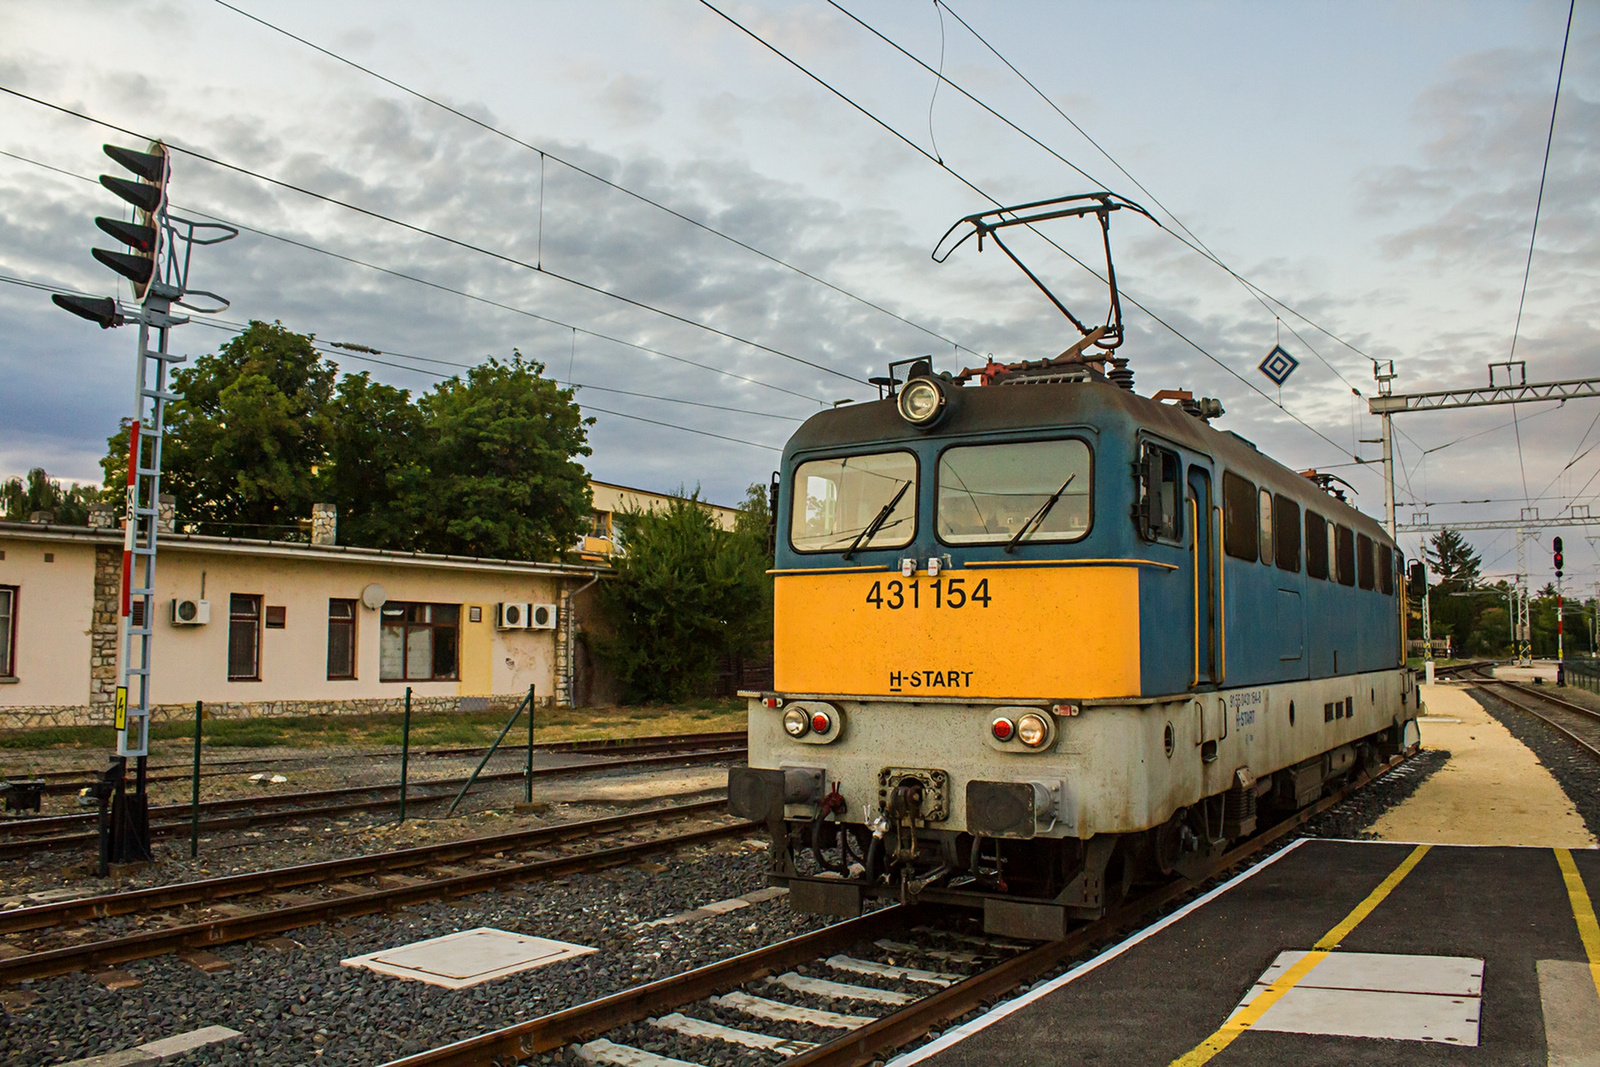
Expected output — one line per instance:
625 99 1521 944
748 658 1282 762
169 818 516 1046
876 767 949 822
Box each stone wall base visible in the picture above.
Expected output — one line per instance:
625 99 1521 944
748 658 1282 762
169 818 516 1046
0 693 549 732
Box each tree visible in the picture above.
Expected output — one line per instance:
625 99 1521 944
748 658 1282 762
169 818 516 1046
1 468 103 524
96 327 594 561
592 491 770 702
1424 529 1481 592
412 354 593 560
122 320 336 537
321 372 426 550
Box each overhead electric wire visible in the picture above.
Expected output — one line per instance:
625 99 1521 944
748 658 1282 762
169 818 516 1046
0 146 826 406
1506 0 1577 509
699 0 1368 469
210 0 979 359
0 84 868 387
0 269 785 452
830 0 1372 396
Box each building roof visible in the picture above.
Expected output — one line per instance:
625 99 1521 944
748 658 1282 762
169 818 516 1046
588 480 741 516
0 521 607 578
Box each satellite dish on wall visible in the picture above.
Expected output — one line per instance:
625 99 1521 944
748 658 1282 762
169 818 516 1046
361 583 387 610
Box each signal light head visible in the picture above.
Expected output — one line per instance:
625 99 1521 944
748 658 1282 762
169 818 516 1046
92 248 154 288
96 217 156 254
103 144 166 183
99 174 162 214
51 294 123 329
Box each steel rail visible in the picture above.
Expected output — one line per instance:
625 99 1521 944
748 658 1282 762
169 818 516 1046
1474 676 1600 763
381 753 1415 1067
0 798 727 934
0 744 746 839
0 820 755 983
382 907 924 1067
4 730 747 793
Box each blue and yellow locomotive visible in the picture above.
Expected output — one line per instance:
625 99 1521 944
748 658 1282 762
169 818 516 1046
729 196 1418 939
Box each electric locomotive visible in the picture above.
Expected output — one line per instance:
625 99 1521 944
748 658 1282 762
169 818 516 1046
728 195 1419 940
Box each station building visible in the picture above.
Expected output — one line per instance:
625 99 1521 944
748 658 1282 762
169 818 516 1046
0 479 742 731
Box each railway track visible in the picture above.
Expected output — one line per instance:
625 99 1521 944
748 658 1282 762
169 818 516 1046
0 730 747 797
1469 667 1600 762
0 742 745 859
381 753 1419 1067
0 799 749 982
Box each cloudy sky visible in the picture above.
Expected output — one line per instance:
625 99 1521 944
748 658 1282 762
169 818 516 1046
2 0 1595 586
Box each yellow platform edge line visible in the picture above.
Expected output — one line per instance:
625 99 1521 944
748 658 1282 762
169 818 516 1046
1554 847 1600 1001
1169 843 1432 1067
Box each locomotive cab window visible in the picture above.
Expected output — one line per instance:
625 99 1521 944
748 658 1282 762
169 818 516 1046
1305 510 1328 579
937 438 1091 545
1222 472 1257 560
1136 442 1182 542
1379 544 1395 595
791 451 917 553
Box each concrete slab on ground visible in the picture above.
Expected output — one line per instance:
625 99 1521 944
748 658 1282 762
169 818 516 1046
532 768 728 806
1367 684 1596 847
897 840 1600 1067
1493 662 1560 683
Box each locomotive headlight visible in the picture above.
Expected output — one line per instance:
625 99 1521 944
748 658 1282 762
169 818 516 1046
1016 713 1050 748
897 377 947 427
991 716 1015 742
783 708 810 737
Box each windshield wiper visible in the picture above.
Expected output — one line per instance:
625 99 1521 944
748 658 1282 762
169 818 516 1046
843 480 912 560
1005 474 1075 554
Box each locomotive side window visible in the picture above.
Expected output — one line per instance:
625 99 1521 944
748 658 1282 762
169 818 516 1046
937 439 1092 545
1222 472 1257 561
791 451 918 553
1305 510 1329 579
1136 442 1182 542
1379 544 1394 594
1274 495 1301 571
1357 534 1375 590
1258 489 1274 566
1336 525 1356 586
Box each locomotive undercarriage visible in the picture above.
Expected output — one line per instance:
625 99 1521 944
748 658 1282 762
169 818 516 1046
735 697 1417 940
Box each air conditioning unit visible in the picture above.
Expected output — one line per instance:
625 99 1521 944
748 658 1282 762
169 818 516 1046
171 598 210 626
496 602 532 630
529 603 558 630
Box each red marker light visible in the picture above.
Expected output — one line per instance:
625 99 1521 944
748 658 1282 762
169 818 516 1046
810 711 832 734
991 717 1015 741
762 696 784 709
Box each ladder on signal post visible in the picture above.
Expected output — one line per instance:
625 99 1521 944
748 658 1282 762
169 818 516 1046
119 283 186 763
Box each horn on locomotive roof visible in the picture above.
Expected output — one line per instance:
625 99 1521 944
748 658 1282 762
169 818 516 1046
933 192 1153 353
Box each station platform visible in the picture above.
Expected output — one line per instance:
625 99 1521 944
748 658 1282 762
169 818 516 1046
896 839 1600 1066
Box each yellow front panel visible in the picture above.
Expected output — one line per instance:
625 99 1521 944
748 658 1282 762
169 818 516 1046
774 566 1140 700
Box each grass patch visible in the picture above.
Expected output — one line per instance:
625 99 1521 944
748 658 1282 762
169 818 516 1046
0 698 749 751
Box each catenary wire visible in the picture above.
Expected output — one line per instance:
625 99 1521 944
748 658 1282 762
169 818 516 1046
832 0 1372 396
210 0 979 360
0 147 827 407
0 84 869 387
0 268 786 453
699 0 1368 470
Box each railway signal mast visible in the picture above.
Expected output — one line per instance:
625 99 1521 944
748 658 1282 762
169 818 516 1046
1554 536 1564 684
1371 361 1600 668
52 143 236 865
